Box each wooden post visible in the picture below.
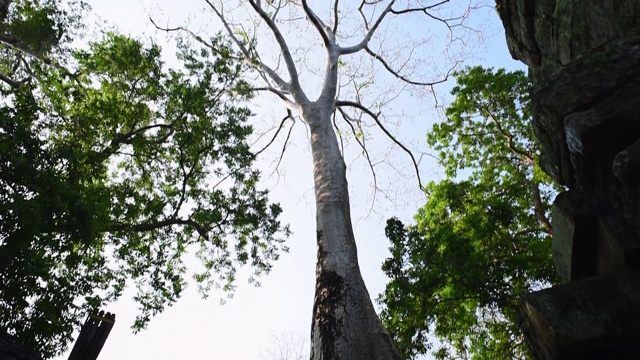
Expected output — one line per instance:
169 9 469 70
67 310 115 360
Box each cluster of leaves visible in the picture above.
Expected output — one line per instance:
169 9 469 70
0 0 88 85
379 67 560 359
0 2 289 358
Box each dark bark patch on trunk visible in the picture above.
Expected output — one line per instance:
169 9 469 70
313 259 345 359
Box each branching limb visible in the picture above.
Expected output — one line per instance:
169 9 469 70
269 113 296 177
149 18 241 61
105 217 211 241
480 104 534 163
267 0 287 21
366 47 458 87
0 33 75 77
479 104 553 234
255 110 294 157
173 145 198 219
300 0 332 47
332 0 340 34
530 181 553 235
339 0 396 55
337 107 378 212
332 111 344 155
0 71 20 88
250 87 298 111
336 100 424 190
390 0 451 15
512 228 549 240
418 151 442 163
157 3 292 94
245 0 308 104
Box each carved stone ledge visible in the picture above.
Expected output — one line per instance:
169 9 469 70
531 35 640 187
517 268 640 360
552 190 615 283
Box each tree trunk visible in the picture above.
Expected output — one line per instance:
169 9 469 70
306 102 402 360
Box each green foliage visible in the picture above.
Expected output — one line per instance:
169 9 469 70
379 67 559 359
0 3 289 358
0 0 88 82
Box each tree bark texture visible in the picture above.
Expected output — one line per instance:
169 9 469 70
306 104 402 360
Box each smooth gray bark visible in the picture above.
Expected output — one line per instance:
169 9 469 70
306 105 402 359
198 2 454 358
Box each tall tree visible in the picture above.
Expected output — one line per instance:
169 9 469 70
154 1 487 358
379 67 560 359
0 2 288 357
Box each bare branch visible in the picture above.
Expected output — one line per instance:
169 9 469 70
250 87 298 111
200 2 294 93
268 0 287 21
269 115 296 177
331 111 344 155
366 47 458 87
418 151 442 164
339 1 395 55
337 107 378 213
255 110 294 156
336 100 424 190
390 0 451 15
150 17 239 60
246 0 308 104
301 0 332 48
332 0 340 34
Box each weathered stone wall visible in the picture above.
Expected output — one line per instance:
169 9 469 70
0 331 42 360
496 0 640 358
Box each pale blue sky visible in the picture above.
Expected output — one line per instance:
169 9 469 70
54 1 525 359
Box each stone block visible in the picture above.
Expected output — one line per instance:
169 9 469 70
597 215 640 273
552 191 614 283
517 268 640 359
563 80 640 192
497 0 640 82
530 35 640 187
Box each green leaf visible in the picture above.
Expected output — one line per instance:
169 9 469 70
380 67 561 360
0 5 289 358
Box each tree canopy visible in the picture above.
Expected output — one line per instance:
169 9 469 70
379 66 560 359
153 1 488 359
0 1 288 357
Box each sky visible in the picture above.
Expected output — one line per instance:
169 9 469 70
53 1 525 359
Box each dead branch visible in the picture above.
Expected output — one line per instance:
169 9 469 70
338 106 378 212
332 111 344 155
336 100 424 190
300 0 332 47
255 110 294 156
245 0 308 103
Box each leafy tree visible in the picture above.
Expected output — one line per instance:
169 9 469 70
0 2 288 358
153 2 487 358
379 67 560 359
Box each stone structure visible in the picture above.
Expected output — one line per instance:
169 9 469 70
0 331 42 360
496 1 640 358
